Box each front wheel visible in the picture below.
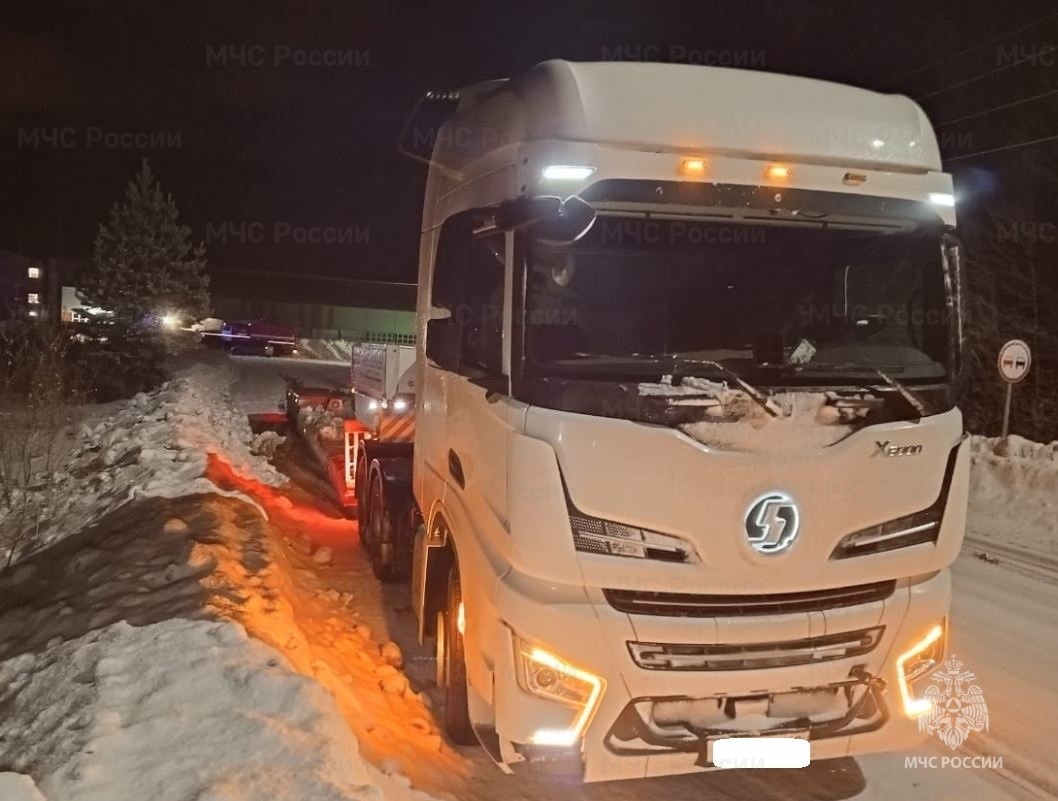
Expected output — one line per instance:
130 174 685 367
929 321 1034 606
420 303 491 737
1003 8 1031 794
436 562 475 744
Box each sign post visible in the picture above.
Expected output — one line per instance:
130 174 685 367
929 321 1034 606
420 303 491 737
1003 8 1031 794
997 339 1031 438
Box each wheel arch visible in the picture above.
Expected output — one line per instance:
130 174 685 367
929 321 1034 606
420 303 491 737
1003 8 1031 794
417 506 457 640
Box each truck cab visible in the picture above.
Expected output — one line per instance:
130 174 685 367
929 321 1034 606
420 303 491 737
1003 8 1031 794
392 60 967 781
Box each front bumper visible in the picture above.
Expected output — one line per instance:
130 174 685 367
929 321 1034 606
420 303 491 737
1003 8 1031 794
487 567 950 782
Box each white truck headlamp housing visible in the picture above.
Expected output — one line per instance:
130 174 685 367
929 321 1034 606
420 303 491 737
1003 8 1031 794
831 441 960 560
831 506 942 559
513 635 604 746
568 510 697 563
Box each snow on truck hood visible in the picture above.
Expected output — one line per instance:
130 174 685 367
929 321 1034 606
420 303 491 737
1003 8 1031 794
639 377 858 453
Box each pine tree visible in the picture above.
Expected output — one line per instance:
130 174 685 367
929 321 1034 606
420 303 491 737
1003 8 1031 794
83 159 209 326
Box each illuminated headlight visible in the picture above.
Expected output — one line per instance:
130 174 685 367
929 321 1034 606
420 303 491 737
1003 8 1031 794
896 622 946 717
392 397 409 412
929 192 956 207
514 636 604 746
831 507 941 559
569 511 696 562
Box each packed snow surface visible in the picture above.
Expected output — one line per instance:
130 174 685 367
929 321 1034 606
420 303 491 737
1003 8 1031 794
0 619 389 801
0 354 462 800
0 363 286 566
0 773 47 801
969 434 1058 557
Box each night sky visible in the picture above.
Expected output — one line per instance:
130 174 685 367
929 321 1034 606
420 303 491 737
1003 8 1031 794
3 0 1058 286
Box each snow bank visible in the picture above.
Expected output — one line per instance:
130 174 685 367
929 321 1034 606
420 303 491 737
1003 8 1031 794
0 774 47 801
0 619 388 801
1 362 286 566
969 434 1058 556
0 358 454 800
298 339 354 364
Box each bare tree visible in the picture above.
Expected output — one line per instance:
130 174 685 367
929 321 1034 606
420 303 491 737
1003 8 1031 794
0 325 86 570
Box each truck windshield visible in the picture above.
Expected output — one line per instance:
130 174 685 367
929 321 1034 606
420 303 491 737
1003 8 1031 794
521 216 950 384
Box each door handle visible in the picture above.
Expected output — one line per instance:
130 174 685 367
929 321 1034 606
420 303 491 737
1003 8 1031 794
448 449 465 490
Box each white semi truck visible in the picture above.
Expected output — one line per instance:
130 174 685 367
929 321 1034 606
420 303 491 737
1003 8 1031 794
355 60 968 781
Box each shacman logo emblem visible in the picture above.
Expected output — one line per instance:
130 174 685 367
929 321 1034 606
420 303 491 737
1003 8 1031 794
918 654 990 750
744 493 800 554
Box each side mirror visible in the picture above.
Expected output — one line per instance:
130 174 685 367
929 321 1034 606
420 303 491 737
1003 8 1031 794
496 196 562 231
497 196 597 244
535 195 598 245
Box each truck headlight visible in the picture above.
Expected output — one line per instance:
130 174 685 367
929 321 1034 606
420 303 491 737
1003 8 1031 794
514 636 604 746
896 622 946 717
569 511 696 562
832 441 960 560
831 508 941 559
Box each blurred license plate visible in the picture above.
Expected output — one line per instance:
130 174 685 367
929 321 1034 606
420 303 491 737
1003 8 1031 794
708 735 811 769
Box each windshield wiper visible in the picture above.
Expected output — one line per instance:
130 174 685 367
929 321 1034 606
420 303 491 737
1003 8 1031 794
777 362 928 418
870 367 926 418
670 356 782 418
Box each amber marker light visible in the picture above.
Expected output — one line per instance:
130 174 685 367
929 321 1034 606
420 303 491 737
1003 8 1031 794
765 163 791 181
896 623 945 717
679 157 708 176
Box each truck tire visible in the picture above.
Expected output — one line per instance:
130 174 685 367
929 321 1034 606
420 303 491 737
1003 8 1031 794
354 443 371 529
362 472 382 564
365 472 410 582
436 562 475 745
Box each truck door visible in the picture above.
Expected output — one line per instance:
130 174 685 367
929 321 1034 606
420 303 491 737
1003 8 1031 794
423 214 521 702
421 212 518 544
446 229 512 529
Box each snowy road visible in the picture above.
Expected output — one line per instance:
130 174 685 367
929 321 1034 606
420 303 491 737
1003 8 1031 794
226 353 351 415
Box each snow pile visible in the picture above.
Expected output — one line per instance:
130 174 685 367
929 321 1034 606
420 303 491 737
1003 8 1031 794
0 774 47 801
0 482 459 799
0 619 392 801
0 358 458 800
299 404 345 442
639 375 728 404
298 339 354 364
251 430 287 457
969 434 1058 555
0 363 286 566
644 378 858 452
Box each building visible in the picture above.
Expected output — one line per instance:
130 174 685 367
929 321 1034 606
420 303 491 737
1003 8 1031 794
0 250 56 322
209 268 417 342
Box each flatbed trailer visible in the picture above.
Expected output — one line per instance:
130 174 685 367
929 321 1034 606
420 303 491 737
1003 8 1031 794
282 342 417 520
284 384 363 511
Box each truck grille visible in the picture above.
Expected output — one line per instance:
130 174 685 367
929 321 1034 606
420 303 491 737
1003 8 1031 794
604 580 896 617
628 626 884 671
